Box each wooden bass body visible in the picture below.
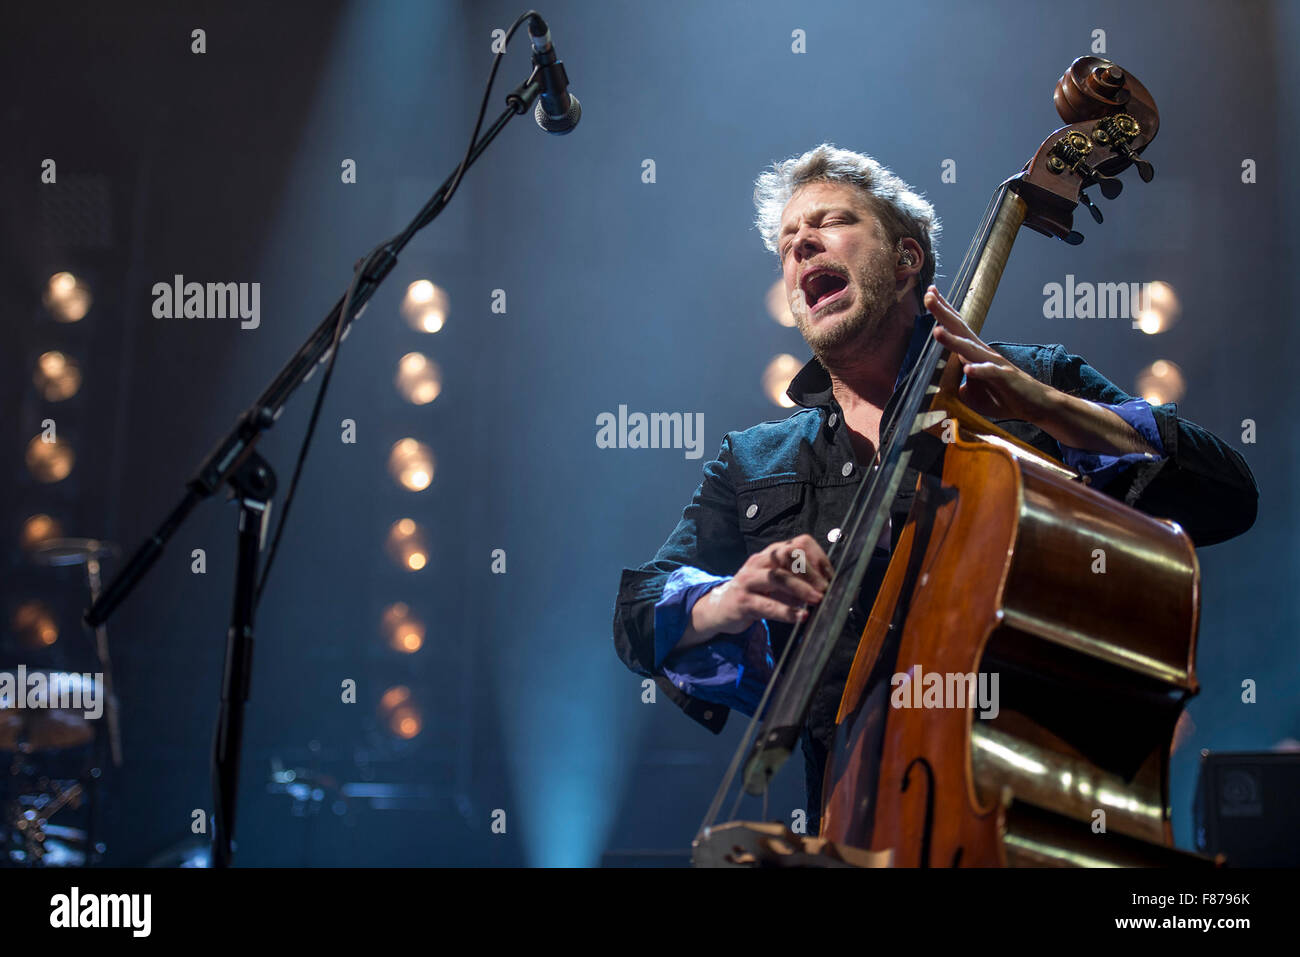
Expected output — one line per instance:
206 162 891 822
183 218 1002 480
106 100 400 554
820 426 1205 867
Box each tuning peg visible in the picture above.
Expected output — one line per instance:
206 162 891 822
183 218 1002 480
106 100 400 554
1116 144 1154 182
1064 230 1085 245
1079 190 1104 224
1099 178 1123 200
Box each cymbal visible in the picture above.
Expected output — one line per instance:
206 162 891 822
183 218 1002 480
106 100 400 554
0 672 100 751
0 710 95 752
27 538 118 568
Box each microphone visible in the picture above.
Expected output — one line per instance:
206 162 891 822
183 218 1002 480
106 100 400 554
527 15 581 134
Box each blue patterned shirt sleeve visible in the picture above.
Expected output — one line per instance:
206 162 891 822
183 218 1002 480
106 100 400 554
652 566 774 718
1058 398 1166 489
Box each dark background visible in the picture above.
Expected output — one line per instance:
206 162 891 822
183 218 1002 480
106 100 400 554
1 0 1295 865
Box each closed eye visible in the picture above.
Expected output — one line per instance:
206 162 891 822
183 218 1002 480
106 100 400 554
780 218 849 258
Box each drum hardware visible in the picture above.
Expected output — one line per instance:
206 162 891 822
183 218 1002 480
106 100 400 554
28 537 123 767
0 536 121 866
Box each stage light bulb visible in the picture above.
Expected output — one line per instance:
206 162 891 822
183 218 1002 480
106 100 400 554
1135 358 1186 406
25 435 75 483
13 600 59 649
389 438 435 492
386 519 429 571
21 514 63 550
378 686 423 740
1134 281 1179 335
762 354 802 408
766 279 797 327
43 272 92 323
395 352 442 405
381 603 426 654
34 350 82 401
401 281 448 334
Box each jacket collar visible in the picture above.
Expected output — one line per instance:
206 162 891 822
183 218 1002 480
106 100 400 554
786 312 935 410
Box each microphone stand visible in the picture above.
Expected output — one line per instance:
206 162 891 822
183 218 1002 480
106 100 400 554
84 71 547 868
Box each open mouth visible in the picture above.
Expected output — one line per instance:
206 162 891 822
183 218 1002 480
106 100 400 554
802 270 849 313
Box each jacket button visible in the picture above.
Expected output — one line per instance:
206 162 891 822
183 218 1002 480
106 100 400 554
828 412 838 428
703 710 714 720
841 461 853 477
827 527 841 543
745 503 759 518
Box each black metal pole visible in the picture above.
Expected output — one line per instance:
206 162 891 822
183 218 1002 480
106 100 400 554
211 453 275 868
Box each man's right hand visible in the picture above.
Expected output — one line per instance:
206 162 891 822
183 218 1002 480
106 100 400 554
679 535 834 649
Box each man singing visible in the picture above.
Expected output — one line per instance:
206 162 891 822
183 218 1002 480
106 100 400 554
612 144 1258 834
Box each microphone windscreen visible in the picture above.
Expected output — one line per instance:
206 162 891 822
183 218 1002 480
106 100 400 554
535 94 581 135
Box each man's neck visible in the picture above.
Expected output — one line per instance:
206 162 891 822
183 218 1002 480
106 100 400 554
820 307 916 415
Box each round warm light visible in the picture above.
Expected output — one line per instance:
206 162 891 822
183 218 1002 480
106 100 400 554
13 600 59 648
401 281 448 334
1135 359 1186 406
765 279 797 327
762 354 803 408
21 514 63 550
377 685 422 740
1135 281 1179 335
43 272 92 322
34 351 82 401
394 711 421 738
381 602 426 653
386 518 430 571
379 685 411 711
25 435 75 483
388 438 435 492
395 352 442 405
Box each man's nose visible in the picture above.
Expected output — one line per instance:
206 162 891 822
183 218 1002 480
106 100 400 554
792 228 823 260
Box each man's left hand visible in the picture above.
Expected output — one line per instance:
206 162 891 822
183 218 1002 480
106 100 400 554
922 284 1158 458
924 284 1057 424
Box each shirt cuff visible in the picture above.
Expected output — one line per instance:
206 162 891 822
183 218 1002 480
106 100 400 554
1059 398 1166 489
653 567 774 718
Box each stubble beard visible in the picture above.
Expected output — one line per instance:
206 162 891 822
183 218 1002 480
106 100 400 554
792 252 897 364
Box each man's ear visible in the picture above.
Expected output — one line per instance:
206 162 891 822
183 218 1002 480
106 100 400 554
895 237 924 274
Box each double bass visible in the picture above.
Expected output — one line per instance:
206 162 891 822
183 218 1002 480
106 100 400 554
693 56 1217 868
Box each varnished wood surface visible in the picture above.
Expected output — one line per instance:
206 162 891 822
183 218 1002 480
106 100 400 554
821 427 1198 865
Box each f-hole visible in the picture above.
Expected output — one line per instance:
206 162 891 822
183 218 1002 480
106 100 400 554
900 756 935 868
